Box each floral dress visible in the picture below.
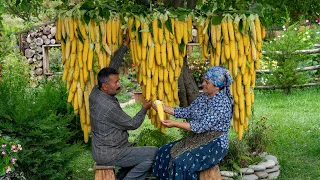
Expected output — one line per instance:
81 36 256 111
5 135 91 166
152 91 233 180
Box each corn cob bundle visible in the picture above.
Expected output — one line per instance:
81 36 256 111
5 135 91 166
56 10 124 142
128 13 192 134
196 13 265 140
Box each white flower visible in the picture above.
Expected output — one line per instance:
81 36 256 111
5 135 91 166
305 32 309 35
282 35 284 37
283 28 286 31
302 38 306 41
273 38 276 41
282 25 286 29
294 28 297 31
307 35 310 38
316 32 320 34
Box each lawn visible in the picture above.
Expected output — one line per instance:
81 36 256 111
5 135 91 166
70 86 320 180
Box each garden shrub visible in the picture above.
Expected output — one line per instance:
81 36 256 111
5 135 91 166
0 53 83 179
133 128 177 148
262 24 318 94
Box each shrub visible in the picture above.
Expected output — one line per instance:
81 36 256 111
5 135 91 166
133 129 177 148
0 131 23 176
262 24 317 94
0 53 83 179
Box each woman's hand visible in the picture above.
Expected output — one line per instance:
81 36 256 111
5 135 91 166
161 120 176 128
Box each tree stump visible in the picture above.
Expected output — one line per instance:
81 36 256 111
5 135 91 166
94 163 116 180
199 165 222 180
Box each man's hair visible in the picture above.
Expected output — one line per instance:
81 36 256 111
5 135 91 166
98 67 119 89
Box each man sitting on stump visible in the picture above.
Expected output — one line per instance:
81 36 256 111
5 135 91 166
89 30 158 180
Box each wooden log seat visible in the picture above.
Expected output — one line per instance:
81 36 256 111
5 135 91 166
94 163 116 180
199 165 222 180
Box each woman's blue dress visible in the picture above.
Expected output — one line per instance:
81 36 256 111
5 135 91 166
152 91 233 180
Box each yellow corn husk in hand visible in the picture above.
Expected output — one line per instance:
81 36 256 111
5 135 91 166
154 100 164 121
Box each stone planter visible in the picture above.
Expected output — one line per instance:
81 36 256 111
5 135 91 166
220 153 280 180
133 92 142 103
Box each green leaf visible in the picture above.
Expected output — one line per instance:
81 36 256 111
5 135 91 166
83 13 90 25
165 19 173 34
211 16 223 25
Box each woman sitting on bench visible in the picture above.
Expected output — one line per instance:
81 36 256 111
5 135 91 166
152 66 234 180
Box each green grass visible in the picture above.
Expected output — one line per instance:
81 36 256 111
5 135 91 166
252 87 320 180
71 86 320 180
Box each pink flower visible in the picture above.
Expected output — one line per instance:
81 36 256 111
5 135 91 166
2 144 6 148
18 144 21 149
13 149 18 152
6 166 11 174
11 144 16 150
11 158 17 164
306 20 309 23
2 151 6 155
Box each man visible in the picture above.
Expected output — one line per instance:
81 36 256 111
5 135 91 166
89 30 158 180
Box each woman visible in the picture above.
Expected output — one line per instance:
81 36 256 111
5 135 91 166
152 66 234 180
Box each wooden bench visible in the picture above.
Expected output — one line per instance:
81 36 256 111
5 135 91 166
94 163 116 180
199 165 222 180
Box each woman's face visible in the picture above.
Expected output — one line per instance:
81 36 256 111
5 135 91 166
202 78 220 96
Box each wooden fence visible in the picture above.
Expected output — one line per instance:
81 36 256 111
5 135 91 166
255 45 320 89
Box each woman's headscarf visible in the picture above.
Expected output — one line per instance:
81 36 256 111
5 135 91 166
204 66 234 103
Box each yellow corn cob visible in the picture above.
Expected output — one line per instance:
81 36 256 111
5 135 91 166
148 45 155 69
106 19 112 45
221 16 229 45
211 25 217 48
183 21 188 44
152 19 158 43
216 24 222 41
161 43 167 66
227 15 235 41
83 39 89 62
68 17 74 41
152 65 159 86
154 100 164 121
56 18 62 41
254 15 262 43
187 17 193 42
175 20 182 44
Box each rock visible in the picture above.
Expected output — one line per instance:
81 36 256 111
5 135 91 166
241 174 258 180
255 171 268 178
264 165 280 173
265 155 279 165
248 165 266 172
222 177 234 180
240 168 254 175
268 170 280 179
258 160 276 169
220 171 237 177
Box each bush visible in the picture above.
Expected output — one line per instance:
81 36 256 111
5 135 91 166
0 53 83 179
262 24 317 94
133 129 177 148
0 131 23 176
220 116 272 171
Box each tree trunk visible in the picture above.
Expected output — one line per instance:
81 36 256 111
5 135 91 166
178 56 199 107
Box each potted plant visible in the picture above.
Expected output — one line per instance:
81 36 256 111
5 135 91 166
133 84 142 103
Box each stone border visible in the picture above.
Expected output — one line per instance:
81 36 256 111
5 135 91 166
220 153 280 180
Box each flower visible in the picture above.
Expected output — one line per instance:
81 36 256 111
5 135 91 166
2 151 6 155
6 166 11 174
11 144 16 150
2 144 6 148
306 20 309 23
11 158 17 164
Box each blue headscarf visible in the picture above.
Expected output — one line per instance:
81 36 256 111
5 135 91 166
204 66 233 102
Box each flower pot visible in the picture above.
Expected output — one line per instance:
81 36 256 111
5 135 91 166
134 92 143 103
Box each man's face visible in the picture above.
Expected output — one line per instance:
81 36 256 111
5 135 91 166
102 74 121 96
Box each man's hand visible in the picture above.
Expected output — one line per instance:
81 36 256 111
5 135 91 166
142 99 152 110
123 28 130 46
